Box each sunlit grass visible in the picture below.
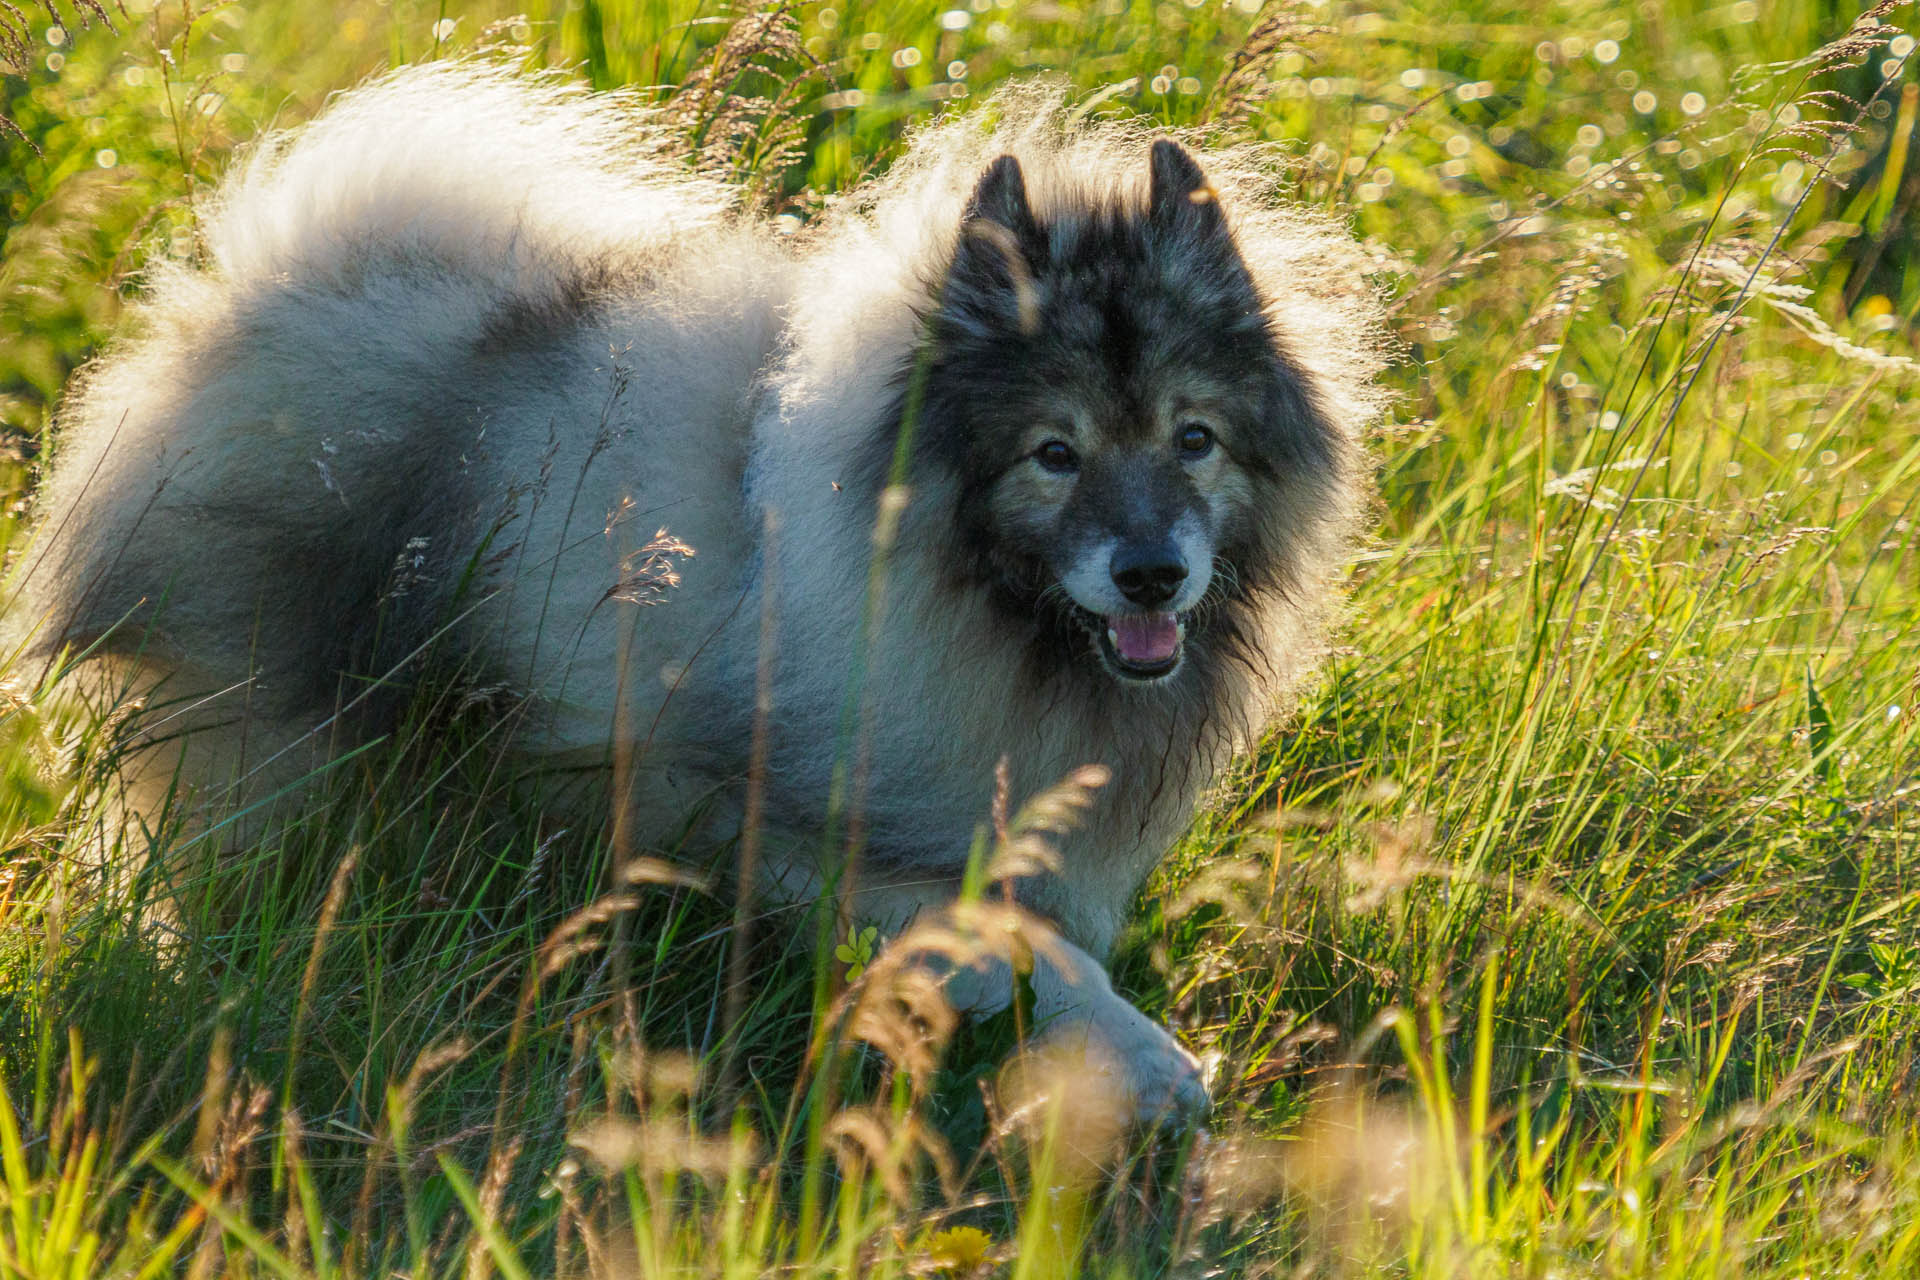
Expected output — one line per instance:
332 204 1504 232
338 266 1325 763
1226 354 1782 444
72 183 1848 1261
3 0 1919 1275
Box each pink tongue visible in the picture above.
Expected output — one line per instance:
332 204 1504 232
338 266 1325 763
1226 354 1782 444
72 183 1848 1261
1110 612 1180 665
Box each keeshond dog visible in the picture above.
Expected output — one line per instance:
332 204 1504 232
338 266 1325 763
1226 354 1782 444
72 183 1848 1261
9 66 1389 1122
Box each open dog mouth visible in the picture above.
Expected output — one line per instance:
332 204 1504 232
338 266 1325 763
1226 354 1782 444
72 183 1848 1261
1083 609 1187 680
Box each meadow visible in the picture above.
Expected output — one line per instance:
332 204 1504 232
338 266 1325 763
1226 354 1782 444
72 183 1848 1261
2 0 1919 1275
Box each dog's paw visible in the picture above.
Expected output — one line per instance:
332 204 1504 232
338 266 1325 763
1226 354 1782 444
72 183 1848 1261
856 901 1209 1134
1016 992 1210 1132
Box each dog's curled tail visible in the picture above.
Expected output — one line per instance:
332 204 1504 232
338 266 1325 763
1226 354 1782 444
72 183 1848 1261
199 63 728 295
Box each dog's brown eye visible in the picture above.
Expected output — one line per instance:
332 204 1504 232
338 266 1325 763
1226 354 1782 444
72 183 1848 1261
1034 439 1078 472
1177 423 1214 457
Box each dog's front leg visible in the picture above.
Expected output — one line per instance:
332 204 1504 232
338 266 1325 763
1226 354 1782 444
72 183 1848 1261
864 902 1208 1130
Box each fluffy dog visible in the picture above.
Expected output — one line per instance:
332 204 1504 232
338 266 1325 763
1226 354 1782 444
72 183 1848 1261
9 66 1388 1122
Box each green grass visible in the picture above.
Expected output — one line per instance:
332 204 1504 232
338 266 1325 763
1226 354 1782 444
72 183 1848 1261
4 0 1920 1275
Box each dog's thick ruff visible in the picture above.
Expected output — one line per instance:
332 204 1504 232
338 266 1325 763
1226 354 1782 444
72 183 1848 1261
10 66 1390 1122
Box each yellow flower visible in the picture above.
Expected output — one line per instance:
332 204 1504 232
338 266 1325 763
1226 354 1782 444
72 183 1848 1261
920 1225 993 1274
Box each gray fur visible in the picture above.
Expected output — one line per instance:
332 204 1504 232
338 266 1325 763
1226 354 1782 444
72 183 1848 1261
7 67 1391 1121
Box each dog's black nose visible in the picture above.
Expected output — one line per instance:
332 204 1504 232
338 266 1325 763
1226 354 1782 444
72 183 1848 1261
1111 544 1187 608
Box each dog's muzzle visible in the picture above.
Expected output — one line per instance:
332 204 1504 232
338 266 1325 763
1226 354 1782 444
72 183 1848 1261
1098 541 1189 678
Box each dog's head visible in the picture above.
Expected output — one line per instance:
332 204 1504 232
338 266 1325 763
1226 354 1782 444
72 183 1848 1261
918 141 1344 687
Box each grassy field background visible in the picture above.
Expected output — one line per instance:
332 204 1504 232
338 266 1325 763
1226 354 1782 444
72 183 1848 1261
3 0 1920 1275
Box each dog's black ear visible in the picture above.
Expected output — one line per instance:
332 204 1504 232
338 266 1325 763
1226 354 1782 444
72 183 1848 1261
1148 139 1224 236
945 155 1044 335
965 154 1039 239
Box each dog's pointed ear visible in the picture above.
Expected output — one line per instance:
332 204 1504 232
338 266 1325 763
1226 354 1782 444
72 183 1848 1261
1148 139 1223 236
965 154 1039 239
945 155 1044 336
